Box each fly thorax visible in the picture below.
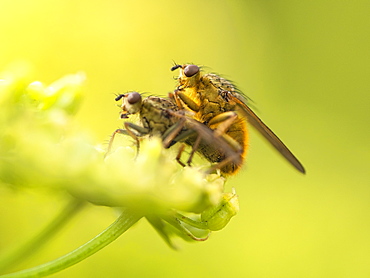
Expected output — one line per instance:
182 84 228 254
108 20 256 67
140 98 176 136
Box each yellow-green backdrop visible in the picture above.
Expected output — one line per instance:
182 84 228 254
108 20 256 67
1 0 369 277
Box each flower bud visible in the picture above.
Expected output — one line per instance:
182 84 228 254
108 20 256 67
201 190 239 231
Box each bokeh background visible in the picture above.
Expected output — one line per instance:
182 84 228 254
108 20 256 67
1 0 369 277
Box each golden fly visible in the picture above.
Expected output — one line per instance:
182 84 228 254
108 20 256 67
170 64 305 175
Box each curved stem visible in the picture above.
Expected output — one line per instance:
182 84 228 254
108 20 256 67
0 199 85 272
0 207 143 278
174 212 208 230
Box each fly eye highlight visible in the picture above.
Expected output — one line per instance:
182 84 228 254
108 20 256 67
127 92 142 105
184 65 199 77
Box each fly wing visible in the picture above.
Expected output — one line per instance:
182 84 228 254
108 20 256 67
230 95 305 174
188 118 240 159
169 111 242 166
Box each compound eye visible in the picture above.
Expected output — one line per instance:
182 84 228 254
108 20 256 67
127 92 141 104
184 64 199 77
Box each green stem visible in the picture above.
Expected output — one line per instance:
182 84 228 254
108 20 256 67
174 212 208 230
162 212 210 241
0 199 85 272
0 207 143 278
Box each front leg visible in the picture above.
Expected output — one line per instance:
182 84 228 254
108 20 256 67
171 91 200 112
106 123 149 158
208 111 237 136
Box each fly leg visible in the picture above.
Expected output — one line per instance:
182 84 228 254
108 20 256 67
166 109 244 173
106 128 129 158
206 111 244 173
105 122 149 158
166 125 201 167
185 134 202 166
175 144 186 167
161 115 199 167
162 117 187 148
170 91 200 112
208 111 243 153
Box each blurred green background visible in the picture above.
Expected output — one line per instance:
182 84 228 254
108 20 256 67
1 0 369 277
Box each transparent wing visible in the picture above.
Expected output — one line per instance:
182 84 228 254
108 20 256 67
167 111 243 167
230 94 305 173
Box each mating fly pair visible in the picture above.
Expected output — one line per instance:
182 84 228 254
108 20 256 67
108 64 305 175
107 92 241 173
